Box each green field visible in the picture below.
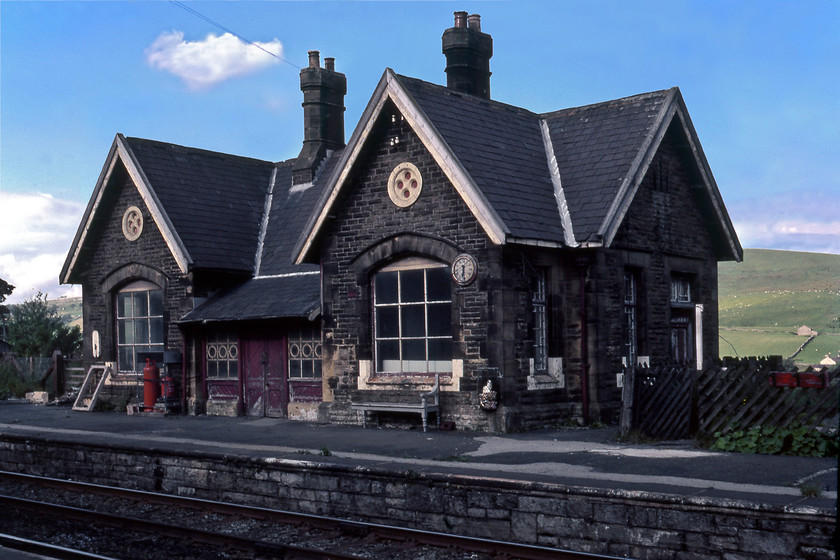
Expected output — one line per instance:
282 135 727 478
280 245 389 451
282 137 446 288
718 249 840 365
51 297 83 329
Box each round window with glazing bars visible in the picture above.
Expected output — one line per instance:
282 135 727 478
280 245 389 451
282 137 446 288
387 162 422 207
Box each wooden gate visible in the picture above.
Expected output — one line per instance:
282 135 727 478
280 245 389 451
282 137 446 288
624 364 693 440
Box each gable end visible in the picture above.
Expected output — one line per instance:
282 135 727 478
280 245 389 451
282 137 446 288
61 134 192 285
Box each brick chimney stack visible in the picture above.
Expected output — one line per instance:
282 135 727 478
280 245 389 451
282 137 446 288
293 50 347 185
442 12 493 99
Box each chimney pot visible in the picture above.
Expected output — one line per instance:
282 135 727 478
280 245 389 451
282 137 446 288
442 12 493 99
308 50 320 68
294 50 347 185
453 11 467 28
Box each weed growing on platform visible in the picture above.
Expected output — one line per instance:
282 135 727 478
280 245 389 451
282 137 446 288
799 483 823 498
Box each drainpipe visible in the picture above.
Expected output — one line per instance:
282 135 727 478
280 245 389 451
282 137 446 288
577 256 590 424
181 339 187 414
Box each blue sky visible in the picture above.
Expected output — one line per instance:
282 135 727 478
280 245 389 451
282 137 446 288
1 0 838 304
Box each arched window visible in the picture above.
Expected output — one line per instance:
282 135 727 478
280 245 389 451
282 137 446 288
116 281 164 374
373 258 452 374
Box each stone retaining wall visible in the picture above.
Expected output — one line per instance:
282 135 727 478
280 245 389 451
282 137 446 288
0 435 833 560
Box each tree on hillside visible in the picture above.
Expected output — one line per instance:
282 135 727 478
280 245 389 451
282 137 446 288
0 278 14 340
0 277 13 315
6 292 82 357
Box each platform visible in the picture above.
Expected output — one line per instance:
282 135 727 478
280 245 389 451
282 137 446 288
0 400 836 511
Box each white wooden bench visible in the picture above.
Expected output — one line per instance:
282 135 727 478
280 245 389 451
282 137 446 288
351 373 440 432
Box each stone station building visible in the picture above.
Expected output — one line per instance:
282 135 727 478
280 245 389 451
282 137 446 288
60 12 741 432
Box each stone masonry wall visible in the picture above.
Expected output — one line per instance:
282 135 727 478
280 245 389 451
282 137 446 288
0 435 833 560
317 102 499 431
588 127 724 423
79 162 191 406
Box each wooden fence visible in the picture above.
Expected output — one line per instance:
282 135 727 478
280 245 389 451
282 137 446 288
1 351 83 397
622 357 839 440
696 357 837 437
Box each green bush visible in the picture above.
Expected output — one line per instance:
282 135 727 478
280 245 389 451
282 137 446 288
710 425 838 458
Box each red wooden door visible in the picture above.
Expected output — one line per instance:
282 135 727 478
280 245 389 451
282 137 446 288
243 336 288 417
264 337 287 417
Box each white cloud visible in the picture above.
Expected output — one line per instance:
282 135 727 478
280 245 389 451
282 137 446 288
729 190 840 255
146 30 283 90
0 192 85 304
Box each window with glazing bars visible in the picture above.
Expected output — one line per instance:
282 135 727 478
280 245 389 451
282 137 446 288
671 275 692 304
624 271 638 367
288 328 322 379
116 285 164 374
206 332 238 379
532 269 548 372
373 262 452 374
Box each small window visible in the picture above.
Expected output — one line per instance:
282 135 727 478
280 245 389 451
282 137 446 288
670 274 694 364
671 275 692 304
116 282 164 374
289 328 322 379
206 332 238 379
373 259 452 374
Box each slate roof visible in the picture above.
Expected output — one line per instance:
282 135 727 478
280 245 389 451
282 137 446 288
179 273 321 323
124 138 275 272
295 71 740 261
64 64 741 324
398 76 565 244
540 91 672 243
257 156 339 277
398 76 675 244
180 152 330 323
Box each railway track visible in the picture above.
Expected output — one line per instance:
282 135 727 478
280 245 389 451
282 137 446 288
0 471 626 560
0 532 121 560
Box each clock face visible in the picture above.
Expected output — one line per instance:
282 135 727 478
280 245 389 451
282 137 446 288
452 254 477 286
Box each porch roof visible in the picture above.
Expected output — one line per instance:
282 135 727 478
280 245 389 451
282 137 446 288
179 272 320 324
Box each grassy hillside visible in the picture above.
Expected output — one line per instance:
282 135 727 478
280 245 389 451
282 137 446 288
51 297 83 329
718 249 840 365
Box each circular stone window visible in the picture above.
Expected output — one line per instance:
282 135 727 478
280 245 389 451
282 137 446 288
387 162 422 207
122 206 144 241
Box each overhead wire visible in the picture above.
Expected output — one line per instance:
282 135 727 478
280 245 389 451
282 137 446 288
169 0 301 70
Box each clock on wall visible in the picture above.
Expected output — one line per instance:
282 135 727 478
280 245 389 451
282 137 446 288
451 253 477 286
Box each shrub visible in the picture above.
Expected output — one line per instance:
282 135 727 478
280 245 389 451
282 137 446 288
0 361 38 399
710 425 838 458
